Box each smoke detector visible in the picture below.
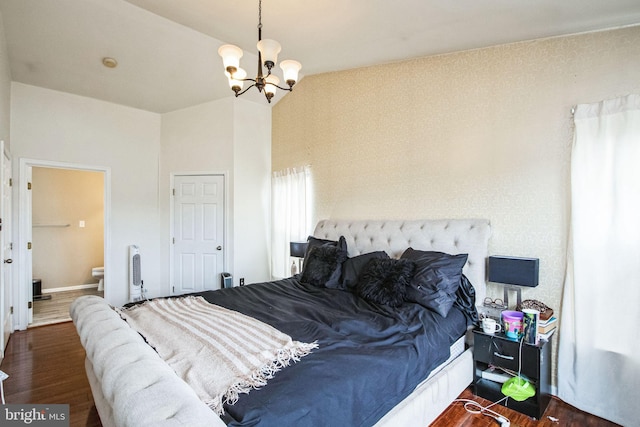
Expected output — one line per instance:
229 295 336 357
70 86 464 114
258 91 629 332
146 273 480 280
102 57 118 68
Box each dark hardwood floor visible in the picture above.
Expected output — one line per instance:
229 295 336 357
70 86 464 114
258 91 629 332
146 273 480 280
431 388 620 427
0 321 101 427
0 321 620 427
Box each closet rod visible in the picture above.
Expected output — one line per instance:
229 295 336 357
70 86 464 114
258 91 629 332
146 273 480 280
33 224 71 228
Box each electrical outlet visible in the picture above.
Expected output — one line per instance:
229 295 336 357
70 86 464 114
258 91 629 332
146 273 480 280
239 278 245 286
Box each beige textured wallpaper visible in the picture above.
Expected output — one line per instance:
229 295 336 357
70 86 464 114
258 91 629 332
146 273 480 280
273 26 640 386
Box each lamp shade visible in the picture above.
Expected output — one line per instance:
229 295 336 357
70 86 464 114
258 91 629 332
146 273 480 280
227 68 247 91
265 74 280 97
290 241 308 258
257 39 281 66
488 256 539 287
280 60 301 84
218 44 243 71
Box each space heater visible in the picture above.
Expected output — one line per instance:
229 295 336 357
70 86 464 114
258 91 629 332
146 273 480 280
129 245 143 302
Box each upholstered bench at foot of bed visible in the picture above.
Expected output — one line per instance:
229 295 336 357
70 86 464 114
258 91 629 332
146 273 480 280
70 295 226 427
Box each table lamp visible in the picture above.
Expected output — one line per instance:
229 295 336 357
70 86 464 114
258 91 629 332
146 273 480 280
289 241 308 275
488 255 539 308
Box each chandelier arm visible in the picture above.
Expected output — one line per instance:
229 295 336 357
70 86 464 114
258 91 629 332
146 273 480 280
267 83 294 92
260 68 289 91
234 83 258 97
220 0 299 102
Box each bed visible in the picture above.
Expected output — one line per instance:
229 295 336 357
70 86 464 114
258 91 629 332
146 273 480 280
70 218 491 427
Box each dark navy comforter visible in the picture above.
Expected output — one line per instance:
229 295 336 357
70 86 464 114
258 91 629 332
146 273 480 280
189 277 469 427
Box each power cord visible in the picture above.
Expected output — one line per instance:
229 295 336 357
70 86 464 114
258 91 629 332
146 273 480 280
454 398 511 426
463 336 526 426
517 335 524 380
140 280 149 301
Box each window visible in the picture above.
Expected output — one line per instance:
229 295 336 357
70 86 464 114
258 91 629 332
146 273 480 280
271 166 311 278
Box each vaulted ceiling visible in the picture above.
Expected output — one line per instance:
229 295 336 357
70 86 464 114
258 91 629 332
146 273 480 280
1 0 639 113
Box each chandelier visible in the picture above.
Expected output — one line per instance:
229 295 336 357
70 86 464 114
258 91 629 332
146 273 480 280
217 0 301 103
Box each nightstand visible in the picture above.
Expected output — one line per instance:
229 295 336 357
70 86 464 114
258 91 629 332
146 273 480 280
472 329 551 419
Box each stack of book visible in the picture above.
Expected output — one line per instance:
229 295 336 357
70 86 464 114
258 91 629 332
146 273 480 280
538 316 557 341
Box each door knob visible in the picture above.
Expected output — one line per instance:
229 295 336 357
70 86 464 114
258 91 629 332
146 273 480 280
216 246 222 250
4 259 12 264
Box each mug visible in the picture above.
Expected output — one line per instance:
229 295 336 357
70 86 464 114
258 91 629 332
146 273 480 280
482 317 501 335
502 310 524 340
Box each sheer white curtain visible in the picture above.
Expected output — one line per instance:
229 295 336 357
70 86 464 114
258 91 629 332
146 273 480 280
271 166 311 279
558 94 640 426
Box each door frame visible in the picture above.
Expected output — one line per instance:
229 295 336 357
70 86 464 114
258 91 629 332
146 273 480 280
169 171 229 296
16 158 111 330
1 141 12 357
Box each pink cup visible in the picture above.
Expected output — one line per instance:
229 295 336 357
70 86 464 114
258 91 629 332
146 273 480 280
502 310 524 340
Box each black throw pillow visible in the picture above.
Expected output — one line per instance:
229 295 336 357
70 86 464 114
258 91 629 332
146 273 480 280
339 251 390 291
400 248 468 317
356 258 416 307
304 235 347 258
300 244 348 288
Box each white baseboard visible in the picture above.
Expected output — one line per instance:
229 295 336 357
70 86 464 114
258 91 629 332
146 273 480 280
43 283 100 293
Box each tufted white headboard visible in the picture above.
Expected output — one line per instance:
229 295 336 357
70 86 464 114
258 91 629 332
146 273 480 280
313 219 491 305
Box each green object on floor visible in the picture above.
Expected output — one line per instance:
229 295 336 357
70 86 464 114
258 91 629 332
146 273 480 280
501 376 535 401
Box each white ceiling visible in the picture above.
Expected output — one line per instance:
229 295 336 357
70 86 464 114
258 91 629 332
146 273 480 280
1 0 639 113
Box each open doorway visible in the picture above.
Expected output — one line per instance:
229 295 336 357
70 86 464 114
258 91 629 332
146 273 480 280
16 159 110 330
30 167 105 326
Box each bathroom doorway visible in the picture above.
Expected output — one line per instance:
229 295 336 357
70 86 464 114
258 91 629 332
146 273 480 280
30 167 105 326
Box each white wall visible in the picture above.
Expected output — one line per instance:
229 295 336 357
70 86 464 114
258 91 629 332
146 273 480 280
10 83 161 318
9 83 271 328
232 100 271 284
160 97 271 289
160 98 234 293
0 11 11 146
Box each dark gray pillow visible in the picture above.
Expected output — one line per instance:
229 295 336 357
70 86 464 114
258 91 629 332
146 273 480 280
356 258 416 307
300 244 348 288
454 274 479 327
400 248 468 317
304 235 347 258
339 251 390 291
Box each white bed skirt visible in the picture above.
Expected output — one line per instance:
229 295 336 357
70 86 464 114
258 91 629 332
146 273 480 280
376 349 473 426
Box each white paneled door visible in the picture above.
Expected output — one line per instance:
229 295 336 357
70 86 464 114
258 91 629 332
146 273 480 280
0 142 12 356
172 175 225 295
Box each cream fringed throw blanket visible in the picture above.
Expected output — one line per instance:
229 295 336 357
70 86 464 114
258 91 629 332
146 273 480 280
118 296 318 415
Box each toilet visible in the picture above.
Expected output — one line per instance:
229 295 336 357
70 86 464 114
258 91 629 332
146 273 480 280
92 266 104 291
